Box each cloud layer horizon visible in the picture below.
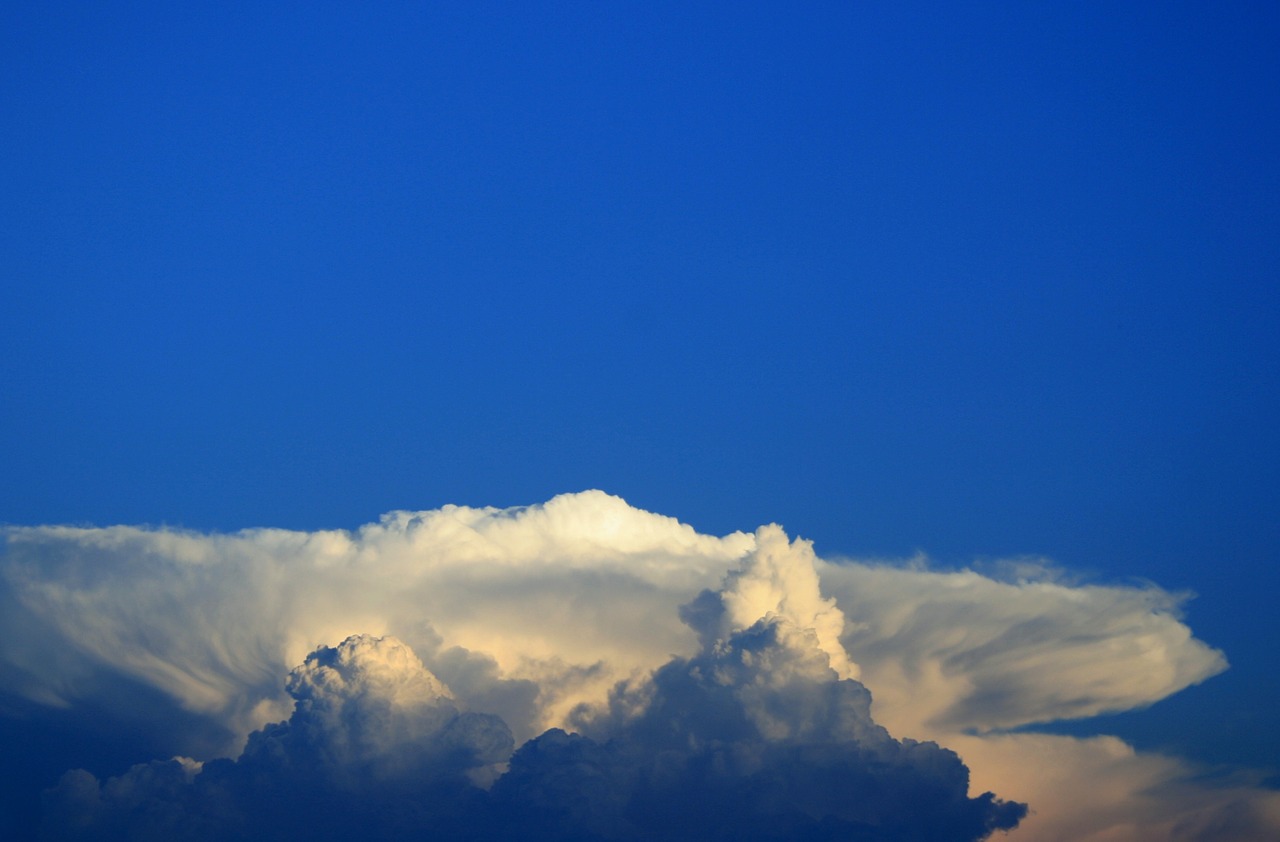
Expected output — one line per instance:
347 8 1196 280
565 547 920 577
4 491 1277 840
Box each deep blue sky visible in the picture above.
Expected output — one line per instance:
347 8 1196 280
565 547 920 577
3 2 1278 771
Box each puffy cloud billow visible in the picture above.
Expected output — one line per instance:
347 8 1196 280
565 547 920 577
2 491 1277 840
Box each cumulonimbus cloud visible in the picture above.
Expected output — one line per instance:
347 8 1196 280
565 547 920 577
3 491 1277 840
37 525 1026 841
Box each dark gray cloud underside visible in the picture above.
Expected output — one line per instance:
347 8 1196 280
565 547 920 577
42 620 1024 842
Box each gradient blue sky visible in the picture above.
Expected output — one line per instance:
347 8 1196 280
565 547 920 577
3 0 1277 778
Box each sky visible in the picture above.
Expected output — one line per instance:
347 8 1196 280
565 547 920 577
1 1 1278 839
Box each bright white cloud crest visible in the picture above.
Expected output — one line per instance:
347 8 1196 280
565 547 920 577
3 491 1277 840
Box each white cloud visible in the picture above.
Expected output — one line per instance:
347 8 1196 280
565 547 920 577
3 491 1276 840
41 552 1025 841
949 732 1280 841
1 491 754 745
816 559 1228 735
704 523 858 680
281 633 512 781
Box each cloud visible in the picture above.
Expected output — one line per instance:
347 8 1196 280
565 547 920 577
1 491 753 748
275 634 512 782
39 539 1024 841
497 616 1024 841
682 523 858 680
2 491 1276 839
42 634 512 841
811 560 1280 840
816 558 1228 735
952 731 1280 842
